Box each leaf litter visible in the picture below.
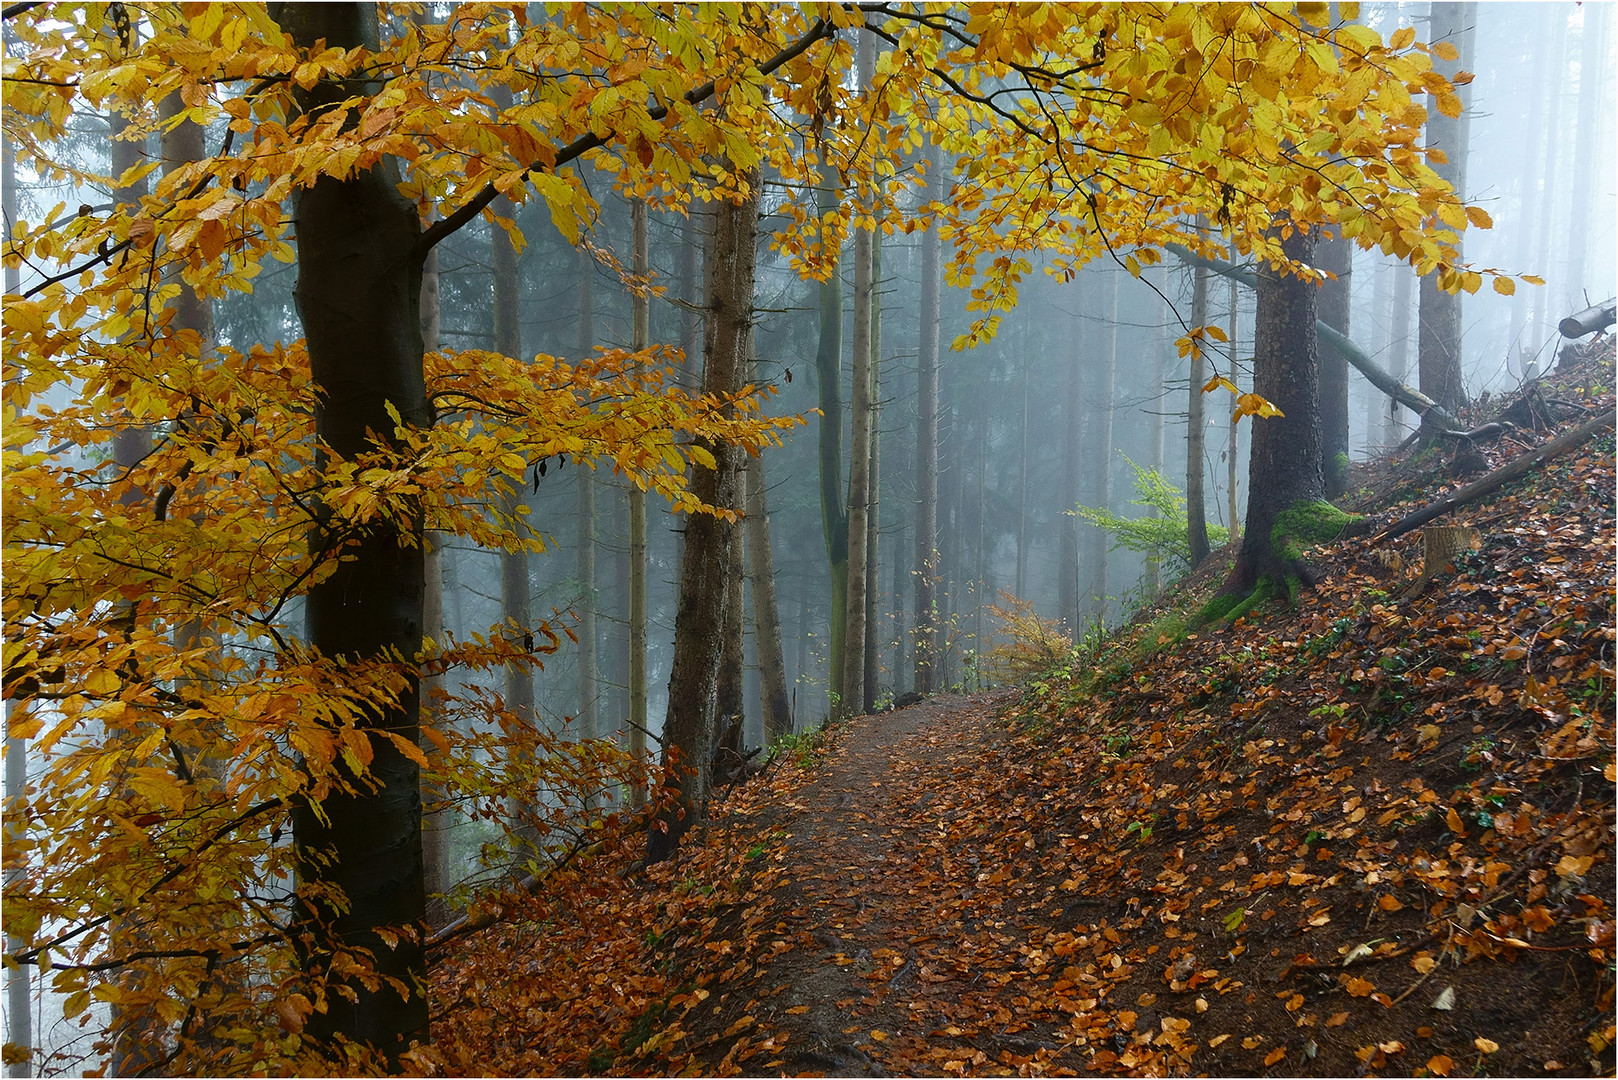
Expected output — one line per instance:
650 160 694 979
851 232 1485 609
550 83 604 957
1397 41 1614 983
428 344 1614 1076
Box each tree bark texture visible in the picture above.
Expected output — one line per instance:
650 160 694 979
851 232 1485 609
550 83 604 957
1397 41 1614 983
843 170 874 718
627 198 650 808
814 182 849 712
862 231 883 714
282 2 428 1056
912 142 942 694
1229 227 1323 593
744 448 793 743
1186 257 1212 569
649 173 757 863
575 245 597 744
1317 227 1351 496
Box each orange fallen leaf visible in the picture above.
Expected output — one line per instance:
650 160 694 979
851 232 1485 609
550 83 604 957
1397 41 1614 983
1264 1046 1286 1066
1428 1054 1455 1075
1474 1037 1499 1054
1345 976 1375 997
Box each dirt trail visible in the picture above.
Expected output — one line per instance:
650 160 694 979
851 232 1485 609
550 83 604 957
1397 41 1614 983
684 689 1025 1076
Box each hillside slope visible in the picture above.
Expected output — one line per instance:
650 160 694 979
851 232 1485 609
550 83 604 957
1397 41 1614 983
426 346 1614 1078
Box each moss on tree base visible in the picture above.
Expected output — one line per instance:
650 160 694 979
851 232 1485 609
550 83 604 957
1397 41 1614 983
1200 500 1363 624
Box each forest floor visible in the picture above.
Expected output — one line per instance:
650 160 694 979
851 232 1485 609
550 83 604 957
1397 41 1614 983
427 341 1615 1078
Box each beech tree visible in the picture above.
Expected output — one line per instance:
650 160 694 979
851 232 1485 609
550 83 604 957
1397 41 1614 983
3 3 1519 1069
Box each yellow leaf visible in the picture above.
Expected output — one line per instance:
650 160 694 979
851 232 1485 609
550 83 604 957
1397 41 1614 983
84 668 120 696
1473 1037 1498 1054
1492 276 1514 296
1390 26 1417 50
1427 1054 1454 1076
1432 40 1459 62
1464 205 1493 229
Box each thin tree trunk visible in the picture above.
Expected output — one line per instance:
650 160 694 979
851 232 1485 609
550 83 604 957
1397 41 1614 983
4 134 33 1080
1186 255 1212 568
1016 346 1031 598
419 232 448 898
1386 259 1416 445
1082 270 1117 625
862 231 882 713
841 28 875 718
1416 1 1476 431
576 246 597 745
492 193 537 848
627 198 650 808
814 182 849 712
1508 13 1554 362
1566 2 1609 301
1059 297 1081 628
649 173 758 864
282 4 429 1056
744 448 792 743
1225 247 1242 546
912 141 942 694
1531 10 1570 351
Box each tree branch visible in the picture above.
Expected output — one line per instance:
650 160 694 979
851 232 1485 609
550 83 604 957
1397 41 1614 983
417 17 834 255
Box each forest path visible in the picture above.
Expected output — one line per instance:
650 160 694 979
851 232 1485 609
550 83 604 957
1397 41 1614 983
676 687 1054 1077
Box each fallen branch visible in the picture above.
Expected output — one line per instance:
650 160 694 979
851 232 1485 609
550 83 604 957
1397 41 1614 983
1369 412 1615 545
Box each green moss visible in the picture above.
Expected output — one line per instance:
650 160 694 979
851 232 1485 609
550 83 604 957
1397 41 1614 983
1270 500 1359 563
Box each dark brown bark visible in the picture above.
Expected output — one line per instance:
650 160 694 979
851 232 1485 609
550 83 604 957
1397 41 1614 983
1227 226 1323 594
1317 227 1351 496
281 2 429 1057
648 173 758 864
744 450 793 743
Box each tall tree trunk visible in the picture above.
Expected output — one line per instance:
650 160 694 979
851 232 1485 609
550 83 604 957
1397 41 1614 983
1081 270 1117 626
419 232 448 898
1507 12 1554 362
1385 259 1416 446
1225 245 1242 546
575 246 597 745
3 133 32 1080
862 232 883 713
744 447 792 743
1144 268 1169 593
717 512 746 745
627 198 650 808
1227 227 1325 594
912 141 942 694
814 182 849 712
841 28 875 718
1186 256 1212 568
1530 9 1570 351
1566 2 1610 302
1416 1 1476 432
649 173 758 864
281 4 429 1056
492 193 537 848
1016 344 1031 598
1317 227 1351 497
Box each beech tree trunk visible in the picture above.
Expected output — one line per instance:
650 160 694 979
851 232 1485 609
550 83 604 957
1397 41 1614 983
4 136 33 1080
814 180 849 715
1228 227 1323 594
1186 257 1212 569
744 448 792 743
862 233 883 713
1416 1 1476 432
575 246 598 744
1080 269 1117 626
1058 303 1082 629
493 193 537 848
1225 245 1242 546
649 173 758 864
913 141 941 695
627 199 650 808
282 4 429 1056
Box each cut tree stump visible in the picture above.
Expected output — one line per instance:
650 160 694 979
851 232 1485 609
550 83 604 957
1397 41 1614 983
1401 525 1482 599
